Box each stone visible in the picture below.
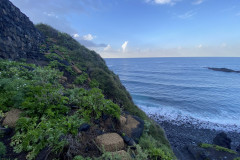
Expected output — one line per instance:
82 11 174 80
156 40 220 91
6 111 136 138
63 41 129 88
2 109 22 128
0 127 13 135
72 65 82 74
120 116 126 126
236 145 240 153
78 123 90 132
213 132 232 149
95 133 124 152
36 147 51 160
122 135 135 146
122 115 144 143
59 76 68 83
111 150 131 160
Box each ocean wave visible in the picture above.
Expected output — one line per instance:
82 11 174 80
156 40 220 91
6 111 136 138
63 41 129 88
139 105 240 133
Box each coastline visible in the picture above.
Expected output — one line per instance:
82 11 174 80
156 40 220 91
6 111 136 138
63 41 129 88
149 114 240 160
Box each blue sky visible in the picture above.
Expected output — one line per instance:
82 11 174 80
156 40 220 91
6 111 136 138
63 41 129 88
10 0 240 58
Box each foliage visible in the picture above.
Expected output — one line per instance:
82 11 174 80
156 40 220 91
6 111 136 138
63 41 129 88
74 73 88 85
21 84 69 118
45 53 64 61
0 142 6 157
73 155 92 160
234 157 240 160
148 148 173 160
11 114 84 160
131 145 148 160
200 143 237 154
0 60 63 112
139 133 174 160
89 79 99 88
66 88 120 122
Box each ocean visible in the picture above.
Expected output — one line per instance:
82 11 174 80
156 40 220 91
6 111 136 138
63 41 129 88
105 57 240 132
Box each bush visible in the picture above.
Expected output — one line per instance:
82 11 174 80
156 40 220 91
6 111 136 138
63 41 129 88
73 155 91 160
21 84 69 118
200 143 237 154
0 142 6 157
11 114 84 160
74 73 88 85
66 88 121 122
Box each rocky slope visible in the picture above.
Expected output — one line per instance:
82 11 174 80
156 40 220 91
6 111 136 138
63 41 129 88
0 0 44 61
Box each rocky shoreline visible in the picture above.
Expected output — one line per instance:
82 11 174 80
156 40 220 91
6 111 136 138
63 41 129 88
150 114 240 160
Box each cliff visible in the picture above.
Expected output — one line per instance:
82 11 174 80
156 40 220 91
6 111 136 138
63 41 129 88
0 0 44 61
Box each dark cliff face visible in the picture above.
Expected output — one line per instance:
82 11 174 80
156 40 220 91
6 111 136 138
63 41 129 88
0 0 44 60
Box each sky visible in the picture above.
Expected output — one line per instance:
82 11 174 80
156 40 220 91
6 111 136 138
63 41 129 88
10 0 240 58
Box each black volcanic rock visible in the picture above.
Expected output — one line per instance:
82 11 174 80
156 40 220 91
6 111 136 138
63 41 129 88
213 132 232 149
208 67 240 73
0 0 44 60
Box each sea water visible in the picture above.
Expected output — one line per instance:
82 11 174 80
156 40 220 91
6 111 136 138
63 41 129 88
105 57 240 132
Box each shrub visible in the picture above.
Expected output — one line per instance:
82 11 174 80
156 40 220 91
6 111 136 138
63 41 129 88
73 155 91 160
78 88 120 121
11 114 84 160
74 73 88 85
65 88 120 122
89 79 99 88
0 142 6 157
200 143 237 154
21 84 69 118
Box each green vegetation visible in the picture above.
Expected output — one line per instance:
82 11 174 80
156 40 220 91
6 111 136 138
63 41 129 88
200 143 237 154
0 142 6 157
139 132 172 160
0 60 121 159
233 157 240 160
74 73 88 85
0 24 174 159
36 23 174 159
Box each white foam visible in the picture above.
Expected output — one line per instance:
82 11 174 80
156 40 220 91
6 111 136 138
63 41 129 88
138 105 240 133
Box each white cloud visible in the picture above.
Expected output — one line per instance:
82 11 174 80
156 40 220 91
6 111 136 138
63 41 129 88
43 12 58 18
146 0 178 5
104 44 111 51
83 34 95 41
73 34 80 38
122 41 128 52
193 0 204 5
154 0 172 4
197 44 203 48
178 10 196 19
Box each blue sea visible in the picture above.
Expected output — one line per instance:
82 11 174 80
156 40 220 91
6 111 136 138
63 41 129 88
105 58 240 132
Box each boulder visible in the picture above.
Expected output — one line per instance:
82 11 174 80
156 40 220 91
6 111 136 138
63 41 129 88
2 109 22 128
213 132 232 149
72 65 82 74
122 115 144 143
120 116 127 127
95 133 124 152
122 135 135 146
236 145 240 153
111 150 131 160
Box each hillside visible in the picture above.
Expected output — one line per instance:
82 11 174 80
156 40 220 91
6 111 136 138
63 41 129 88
0 0 174 159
